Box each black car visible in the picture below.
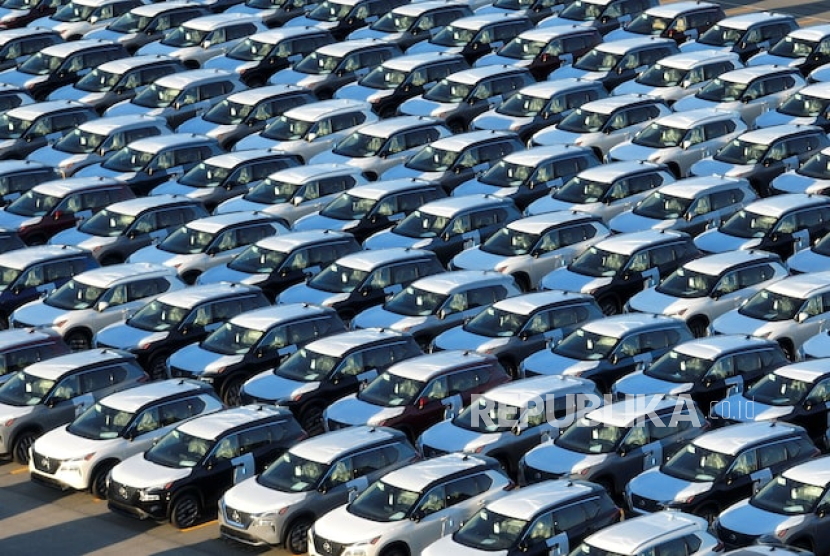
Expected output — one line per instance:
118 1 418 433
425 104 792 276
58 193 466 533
107 405 305 528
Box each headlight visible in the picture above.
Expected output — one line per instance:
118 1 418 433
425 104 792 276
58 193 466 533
252 511 279 527
343 538 381 556
138 487 167 501
60 453 95 471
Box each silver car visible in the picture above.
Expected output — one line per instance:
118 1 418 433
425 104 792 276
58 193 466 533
31 0 143 40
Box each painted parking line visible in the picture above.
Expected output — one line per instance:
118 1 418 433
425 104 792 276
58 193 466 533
180 520 217 533
10 466 28 475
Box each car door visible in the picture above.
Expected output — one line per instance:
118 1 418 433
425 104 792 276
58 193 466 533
795 376 830 442
44 372 89 425
519 510 563 556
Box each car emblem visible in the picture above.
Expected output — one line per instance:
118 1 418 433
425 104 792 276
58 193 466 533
231 510 240 523
119 485 128 499
638 499 645 507
728 534 736 542
323 541 332 553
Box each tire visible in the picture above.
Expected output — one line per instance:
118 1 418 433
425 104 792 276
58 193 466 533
13 430 38 464
65 329 91 352
667 163 682 179
447 120 465 134
0 313 8 331
221 376 246 406
27 234 47 246
300 404 324 436
170 493 201 529
598 296 620 316
285 517 312 554
181 270 201 285
147 353 170 381
317 89 333 100
91 461 116 500
687 317 709 338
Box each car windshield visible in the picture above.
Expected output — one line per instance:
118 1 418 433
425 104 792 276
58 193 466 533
500 37 547 60
0 264 20 290
696 78 747 102
424 78 471 103
275 347 340 382
349 479 421 522
44 278 107 310
18 52 61 76
751 475 826 514
262 114 313 141
663 443 734 481
718 136 773 165
0 370 54 406
53 128 107 155
636 63 687 87
383 285 447 317
108 11 151 33
407 146 459 172
719 208 777 238
203 99 254 125
464 305 528 337
453 397 520 432
319 192 376 220
557 108 609 133
698 24 743 47
479 160 534 187
496 92 549 117
0 112 33 139
333 131 386 157
453 508 528 551
128 299 189 332
293 51 340 75
556 416 628 454
569 544 627 556
145 428 213 468
75 68 121 93
201 322 264 356
53 1 95 22
67 401 134 440
634 122 686 148
574 50 621 72
162 26 207 48
307 262 369 293
739 289 804 322
360 66 408 90
797 151 830 179
178 162 231 189
559 0 604 21
626 13 672 35
6 189 58 217
645 349 716 383
132 84 181 108
569 246 626 277
770 36 817 58
634 191 693 220
359 372 425 407
102 146 155 172
553 176 610 204
307 0 351 22
371 11 414 32
79 208 134 237
745 372 811 406
228 244 287 274
258 451 330 492
228 37 274 62
482 227 540 256
656 267 718 298
431 24 475 47
812 233 830 256
0 0 38 8
392 210 449 239
777 91 830 117
158 225 216 255
553 328 619 360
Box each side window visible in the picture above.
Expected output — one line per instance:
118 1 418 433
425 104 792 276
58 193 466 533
552 503 588 533
620 424 650 450
159 397 206 427
471 209 504 229
331 112 364 132
422 375 449 401
318 176 352 196
729 449 758 476
445 474 490 506
807 377 830 403
363 345 395 371
655 537 691 556
552 305 590 328
417 484 446 516
212 434 241 461
711 188 743 210
338 351 366 377
758 442 788 468
80 366 122 392
524 512 555 544
155 208 186 230
389 262 419 285
351 449 386 478
733 351 763 375
17 264 45 287
606 110 630 131
133 406 161 434
42 261 71 283
649 245 677 267
127 277 169 301
51 374 81 402
238 424 277 454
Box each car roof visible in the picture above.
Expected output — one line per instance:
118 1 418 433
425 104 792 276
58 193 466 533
715 12 794 30
448 65 528 85
653 176 749 199
229 303 335 331
764 269 830 299
594 37 676 55
76 114 167 135
739 125 823 147
418 194 513 217
587 511 707 555
0 327 63 350
680 250 779 276
692 421 804 455
254 230 353 252
782 455 830 487
160 282 260 309
774 359 830 384
654 108 740 129
721 65 798 84
106 194 198 216
501 145 593 167
177 404 292 440
484 374 596 407
196 149 288 170
587 395 690 427
31 176 120 198
646 1 719 17
328 248 432 272
491 290 595 315
657 50 741 70
382 452 494 492
516 78 605 99
592 230 687 255
515 25 597 43
348 178 435 200
223 84 309 105
786 24 830 42
576 161 665 183
182 13 261 31
290 425 405 464
580 94 660 115
74 262 174 289
0 245 86 270
0 28 58 43
307 328 407 357
246 26 331 45
507 211 599 235
152 69 236 89
25 348 131 381
745 192 829 218
264 163 361 184
405 270 511 295
674 335 779 360
40 39 117 57
388 350 495 381
448 12 529 31
8 100 88 119
0 159 54 175
486 479 601 521
283 99 370 121
356 116 443 138
95 55 180 74
99 378 211 413
382 52 464 72
428 130 516 151
128 133 214 152
316 38 395 56
581 314 686 339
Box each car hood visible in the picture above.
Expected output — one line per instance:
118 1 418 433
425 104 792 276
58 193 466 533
48 85 107 105
406 41 461 55
755 110 815 128
521 349 599 377
694 228 762 253
285 15 337 30
242 371 318 404
548 65 605 82
614 370 692 397
673 95 716 113
313 505 400 545
530 126 582 147
451 246 508 271
472 111 532 132
197 264 263 286
749 52 804 68
539 266 612 294
787 248 830 274
325 394 405 427
136 42 178 58
475 53 530 68
609 210 668 233
711 393 794 421
712 310 775 339
362 229 421 250
203 56 254 74
27 146 96 173
419 418 502 454
432 325 511 353
0 209 35 231
348 28 396 41
150 181 198 197
522 442 608 475
34 425 121 460
0 69 45 89
222 475 308 514
177 117 217 136
627 287 693 317
50 227 117 251
613 81 683 100
423 535 508 556
168 343 244 376
269 69 328 89
278 282 344 307
609 142 659 163
95 323 168 352
802 330 830 358
627 467 713 505
104 101 154 118
293 213 354 233
718 500 805 536
0 403 35 423
399 96 458 118
110 452 191 489
771 171 827 195
351 305 427 333
12 300 67 328
336 83 395 104
679 41 730 54
214 197 270 215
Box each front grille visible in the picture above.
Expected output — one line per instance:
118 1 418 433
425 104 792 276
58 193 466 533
31 451 61 474
421 445 449 459
313 533 346 556
716 524 758 548
108 480 138 503
629 494 663 512
223 504 254 528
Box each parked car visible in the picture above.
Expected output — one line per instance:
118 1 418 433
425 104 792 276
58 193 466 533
538 0 659 36
0 160 58 208
749 24 830 76
0 100 98 161
789 230 830 273
680 12 799 62
0 27 62 71
755 82 830 130
605 1 725 44
285 0 409 41
770 144 830 196
349 0 474 50
0 327 68 386
31 0 145 41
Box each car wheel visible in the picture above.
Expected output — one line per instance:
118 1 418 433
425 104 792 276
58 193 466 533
13 430 38 464
170 493 201 529
91 462 116 500
27 234 47 246
181 270 201 285
512 273 531 293
687 317 709 338
381 546 407 556
147 353 169 381
221 376 246 406
300 404 324 435
447 120 465 134
65 330 91 352
285 517 312 554
598 296 620 316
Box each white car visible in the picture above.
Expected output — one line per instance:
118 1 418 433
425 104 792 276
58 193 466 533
28 379 222 498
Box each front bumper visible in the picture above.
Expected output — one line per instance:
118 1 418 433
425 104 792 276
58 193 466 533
107 479 170 521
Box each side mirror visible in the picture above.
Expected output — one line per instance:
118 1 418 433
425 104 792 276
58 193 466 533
762 158 773 167
703 378 713 388
201 40 211 49
442 232 451 242
306 132 317 143
53 210 62 220
796 312 809 323
804 399 814 411
683 212 694 221
437 309 447 320
816 502 830 517
96 301 109 312
741 96 751 104
127 230 137 240
725 473 735 485
410 510 424 522
359 286 371 297
147 167 154 176
317 483 328 494
610 354 620 365
518 330 530 341
417 396 427 410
